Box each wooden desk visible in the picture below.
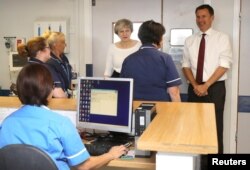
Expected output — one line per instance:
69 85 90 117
134 101 218 170
0 97 155 169
0 96 76 111
105 154 155 169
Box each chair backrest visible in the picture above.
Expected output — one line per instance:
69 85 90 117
0 144 58 170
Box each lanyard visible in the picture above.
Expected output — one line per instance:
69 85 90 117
51 57 70 82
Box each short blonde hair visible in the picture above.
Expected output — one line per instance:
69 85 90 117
41 30 51 40
114 19 133 35
43 31 65 48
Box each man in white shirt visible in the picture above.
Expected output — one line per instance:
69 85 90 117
182 4 232 155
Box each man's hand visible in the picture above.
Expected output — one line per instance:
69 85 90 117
193 84 209 96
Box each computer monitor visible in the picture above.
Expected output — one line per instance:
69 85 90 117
77 77 133 134
9 52 28 71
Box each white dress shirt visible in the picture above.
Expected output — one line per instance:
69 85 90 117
182 28 232 82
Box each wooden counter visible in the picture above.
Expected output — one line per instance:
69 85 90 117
0 96 76 111
135 101 218 154
106 154 155 169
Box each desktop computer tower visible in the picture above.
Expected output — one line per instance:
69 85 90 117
134 103 156 157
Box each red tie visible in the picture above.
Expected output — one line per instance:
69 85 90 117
196 34 206 84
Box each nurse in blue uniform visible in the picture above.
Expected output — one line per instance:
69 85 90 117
121 20 182 101
44 31 72 98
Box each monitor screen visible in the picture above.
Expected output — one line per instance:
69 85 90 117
9 52 28 71
77 77 133 133
170 28 193 46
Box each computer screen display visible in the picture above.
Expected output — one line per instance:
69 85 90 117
77 77 133 133
170 28 193 46
9 52 28 71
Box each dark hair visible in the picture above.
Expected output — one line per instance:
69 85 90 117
195 4 214 16
17 37 48 59
138 20 165 46
16 64 53 106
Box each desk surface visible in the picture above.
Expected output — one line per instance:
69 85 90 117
106 154 155 169
0 96 76 111
135 101 218 154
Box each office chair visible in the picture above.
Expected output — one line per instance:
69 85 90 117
0 144 58 170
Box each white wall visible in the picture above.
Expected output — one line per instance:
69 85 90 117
239 0 250 96
0 0 80 89
211 0 239 153
237 0 250 153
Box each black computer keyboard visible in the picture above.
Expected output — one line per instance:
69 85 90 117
85 141 112 156
84 135 134 156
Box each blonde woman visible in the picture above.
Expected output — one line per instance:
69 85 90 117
44 31 72 98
